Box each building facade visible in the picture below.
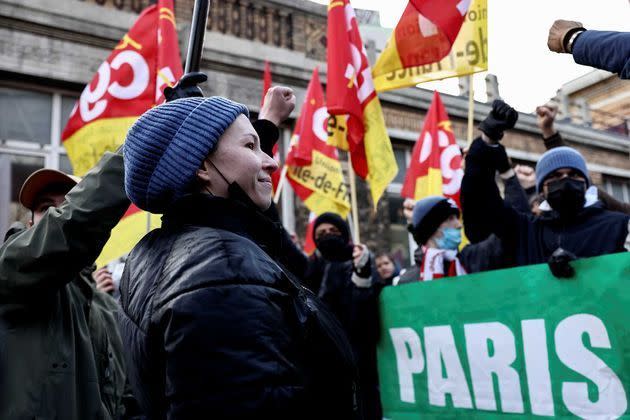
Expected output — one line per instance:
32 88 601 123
2 0 629 266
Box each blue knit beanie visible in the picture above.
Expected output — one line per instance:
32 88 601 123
124 97 249 213
410 196 459 245
535 146 590 192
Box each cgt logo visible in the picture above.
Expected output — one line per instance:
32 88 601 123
71 45 176 123
390 314 627 418
417 128 463 196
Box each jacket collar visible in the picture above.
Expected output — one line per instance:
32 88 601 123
162 193 286 260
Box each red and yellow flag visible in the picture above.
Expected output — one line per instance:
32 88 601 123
373 0 487 92
401 91 463 206
287 67 350 218
326 0 398 206
61 0 183 266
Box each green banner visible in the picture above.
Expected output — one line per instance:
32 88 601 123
377 252 630 419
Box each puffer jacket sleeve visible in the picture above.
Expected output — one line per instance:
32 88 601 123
159 282 308 418
572 30 630 79
0 151 129 303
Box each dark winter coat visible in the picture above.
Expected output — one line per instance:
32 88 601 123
0 152 133 419
117 194 362 419
572 30 630 79
304 254 382 420
462 138 630 266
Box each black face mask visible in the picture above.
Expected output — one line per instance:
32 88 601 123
546 178 586 217
316 234 353 262
206 160 270 211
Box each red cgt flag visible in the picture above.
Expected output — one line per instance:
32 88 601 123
61 0 183 266
401 91 464 207
326 0 398 206
286 67 350 218
404 0 471 66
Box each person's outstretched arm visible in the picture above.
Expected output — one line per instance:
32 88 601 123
0 151 129 303
548 20 630 79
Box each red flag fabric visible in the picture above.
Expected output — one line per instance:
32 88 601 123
62 0 183 175
326 0 398 206
261 60 272 107
303 212 317 256
286 67 350 218
401 91 463 207
61 0 183 266
410 0 470 44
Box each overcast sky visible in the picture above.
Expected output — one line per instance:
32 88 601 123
309 0 630 112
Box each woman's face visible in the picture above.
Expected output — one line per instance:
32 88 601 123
198 115 278 209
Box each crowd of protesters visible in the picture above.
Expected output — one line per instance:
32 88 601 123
0 18 629 420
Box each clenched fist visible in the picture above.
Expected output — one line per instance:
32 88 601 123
547 19 585 53
259 86 296 126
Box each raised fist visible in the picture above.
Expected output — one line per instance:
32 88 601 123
547 20 585 53
479 100 519 142
535 102 558 138
259 86 296 126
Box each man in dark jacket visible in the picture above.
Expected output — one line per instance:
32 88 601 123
0 154 134 419
462 100 630 267
547 20 630 79
536 102 630 215
303 212 381 419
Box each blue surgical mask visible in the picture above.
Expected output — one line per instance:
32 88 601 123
435 227 462 250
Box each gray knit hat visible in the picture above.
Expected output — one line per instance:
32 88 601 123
123 97 249 213
535 146 590 192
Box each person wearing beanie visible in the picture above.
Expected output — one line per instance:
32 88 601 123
396 196 507 285
461 100 630 270
118 90 364 419
302 212 382 420
535 102 630 215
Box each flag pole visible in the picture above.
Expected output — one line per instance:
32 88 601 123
347 154 361 243
184 0 211 74
146 212 151 233
467 74 475 145
273 166 288 204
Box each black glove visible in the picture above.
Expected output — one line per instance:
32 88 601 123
164 72 208 102
479 100 518 141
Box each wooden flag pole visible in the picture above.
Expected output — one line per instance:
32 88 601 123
273 165 288 204
467 74 475 146
347 154 361 243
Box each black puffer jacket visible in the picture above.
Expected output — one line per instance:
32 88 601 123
304 255 381 420
117 194 361 419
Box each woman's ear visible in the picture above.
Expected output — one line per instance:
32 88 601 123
196 159 212 184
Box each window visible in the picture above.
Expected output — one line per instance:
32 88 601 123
392 147 408 184
603 176 630 202
0 87 52 145
386 145 413 267
0 84 79 236
388 195 412 268
0 153 45 228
